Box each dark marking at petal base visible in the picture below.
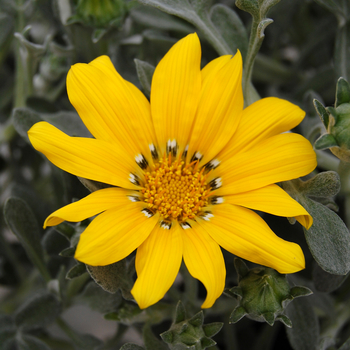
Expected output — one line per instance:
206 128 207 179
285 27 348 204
166 139 178 157
191 151 203 162
205 159 221 171
128 195 141 202
135 153 149 170
210 196 224 205
180 222 192 230
209 177 222 190
160 221 172 230
142 208 154 218
129 173 141 186
199 211 214 221
149 144 159 160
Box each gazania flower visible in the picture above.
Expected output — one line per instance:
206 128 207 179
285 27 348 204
28 33 316 309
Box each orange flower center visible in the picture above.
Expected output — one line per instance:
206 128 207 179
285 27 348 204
141 156 210 222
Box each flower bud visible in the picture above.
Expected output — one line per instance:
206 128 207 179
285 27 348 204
314 78 350 162
69 0 126 28
228 259 312 327
160 301 223 350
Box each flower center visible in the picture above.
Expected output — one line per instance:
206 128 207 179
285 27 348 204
141 156 210 222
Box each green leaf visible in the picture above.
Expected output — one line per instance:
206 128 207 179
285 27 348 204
134 59 155 97
335 77 350 107
297 171 341 198
66 263 87 280
12 107 91 140
210 4 248 58
312 264 349 293
143 323 168 350
14 291 61 331
86 258 134 299
202 323 223 338
235 0 280 20
283 178 350 275
229 306 247 324
313 99 330 128
174 301 186 324
130 6 193 33
314 133 338 150
78 281 123 314
136 0 232 55
105 301 144 325
3 197 51 282
12 107 42 139
120 344 145 350
301 197 350 275
335 21 350 82
285 297 320 350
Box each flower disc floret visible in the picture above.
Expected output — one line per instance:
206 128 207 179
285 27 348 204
142 156 209 221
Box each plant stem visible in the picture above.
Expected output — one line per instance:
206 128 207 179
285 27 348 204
14 0 26 108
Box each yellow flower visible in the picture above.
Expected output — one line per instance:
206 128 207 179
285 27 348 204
28 33 316 309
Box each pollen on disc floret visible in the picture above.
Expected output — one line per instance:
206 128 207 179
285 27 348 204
141 155 210 222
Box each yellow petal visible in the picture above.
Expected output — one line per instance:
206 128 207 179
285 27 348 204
197 204 305 274
44 187 136 228
222 184 312 229
183 220 226 308
75 203 160 266
213 133 316 195
187 52 243 165
151 33 201 157
67 55 157 164
218 97 306 162
28 122 142 190
132 222 183 309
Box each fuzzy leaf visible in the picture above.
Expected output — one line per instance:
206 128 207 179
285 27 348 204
312 264 349 293
4 197 51 282
14 292 61 330
130 6 193 33
202 323 223 338
59 246 76 257
200 337 216 348
313 99 329 128
301 197 350 275
297 171 340 198
314 134 338 150
78 281 123 314
86 258 134 299
277 314 292 328
66 263 86 279
235 0 280 20
336 77 350 107
174 301 186 324
12 107 91 140
188 311 204 327
210 4 248 58
234 258 250 280
285 297 320 350
229 306 247 324
134 59 155 97
104 302 144 325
